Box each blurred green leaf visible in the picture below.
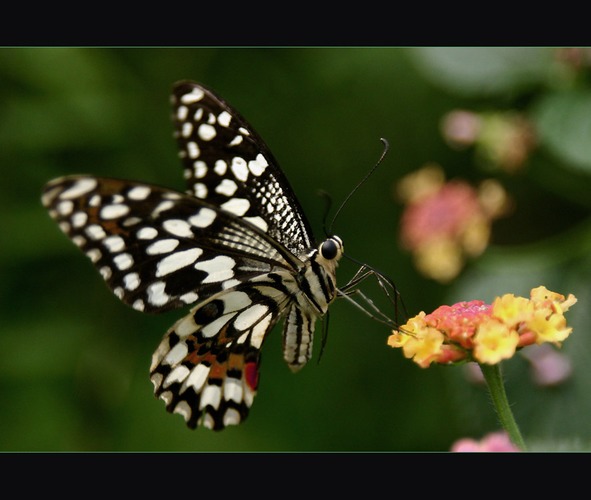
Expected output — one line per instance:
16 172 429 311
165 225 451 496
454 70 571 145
411 47 556 96
532 89 591 173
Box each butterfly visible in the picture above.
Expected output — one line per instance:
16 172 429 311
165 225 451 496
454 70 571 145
42 81 400 430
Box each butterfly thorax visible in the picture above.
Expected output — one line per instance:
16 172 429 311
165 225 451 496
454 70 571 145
297 235 343 314
282 235 343 371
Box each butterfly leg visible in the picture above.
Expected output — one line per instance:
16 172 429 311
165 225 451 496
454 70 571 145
337 265 405 328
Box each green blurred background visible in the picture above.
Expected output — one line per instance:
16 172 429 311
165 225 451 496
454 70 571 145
1 47 590 451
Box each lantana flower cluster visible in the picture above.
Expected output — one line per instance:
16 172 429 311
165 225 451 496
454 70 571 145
388 286 577 367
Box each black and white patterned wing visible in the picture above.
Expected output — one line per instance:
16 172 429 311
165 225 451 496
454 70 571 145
150 278 293 430
41 174 307 429
172 81 315 255
41 175 299 314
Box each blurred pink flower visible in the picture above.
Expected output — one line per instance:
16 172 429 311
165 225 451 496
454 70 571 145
522 344 573 387
441 109 536 173
396 164 511 282
451 431 521 452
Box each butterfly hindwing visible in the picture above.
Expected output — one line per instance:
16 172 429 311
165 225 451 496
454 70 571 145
150 279 291 429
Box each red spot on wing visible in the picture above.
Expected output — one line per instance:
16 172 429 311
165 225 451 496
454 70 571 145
244 362 259 391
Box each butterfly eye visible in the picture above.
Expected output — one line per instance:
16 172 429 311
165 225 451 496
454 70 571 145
320 238 340 260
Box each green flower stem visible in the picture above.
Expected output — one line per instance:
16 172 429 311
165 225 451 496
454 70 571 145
479 362 527 451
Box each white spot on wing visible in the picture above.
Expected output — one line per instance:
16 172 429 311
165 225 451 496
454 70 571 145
198 123 216 141
147 281 169 306
214 160 227 175
177 105 189 120
189 208 216 228
201 413 214 430
223 378 243 403
220 198 250 216
229 135 243 146
187 141 200 159
176 314 198 337
86 248 101 263
194 161 207 178
72 235 85 247
164 365 190 388
71 212 88 228
244 216 268 232
183 364 210 393
201 314 234 338
59 178 98 200
85 224 106 240
127 186 151 200
231 157 249 181
173 401 192 421
250 313 273 349
152 200 175 217
182 122 193 138
223 407 241 427
123 272 140 291
163 342 189 366
100 204 130 220
234 304 269 331
180 87 204 104
195 255 235 284
146 238 179 255
222 279 241 289
137 227 158 240
156 248 203 277
248 154 269 176
163 219 194 238
113 253 133 270
103 235 125 253
215 179 238 196
199 384 222 410
180 291 199 304
218 111 231 127
57 200 74 216
194 182 207 198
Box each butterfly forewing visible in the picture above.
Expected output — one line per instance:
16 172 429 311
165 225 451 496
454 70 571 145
42 80 346 430
42 176 298 314
172 81 314 255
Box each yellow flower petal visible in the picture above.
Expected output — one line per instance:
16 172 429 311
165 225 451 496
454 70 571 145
473 319 519 364
530 285 578 314
403 328 445 368
491 294 533 326
527 310 572 346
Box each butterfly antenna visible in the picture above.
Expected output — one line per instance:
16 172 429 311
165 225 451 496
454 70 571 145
327 138 390 235
318 189 333 237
